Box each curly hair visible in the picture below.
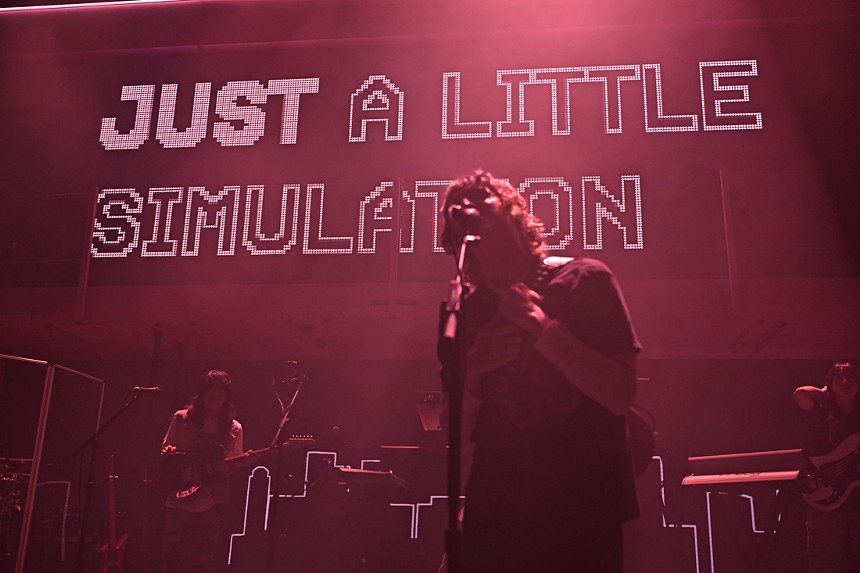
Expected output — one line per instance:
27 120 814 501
441 170 545 258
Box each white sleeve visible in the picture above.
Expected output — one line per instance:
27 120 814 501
225 421 244 458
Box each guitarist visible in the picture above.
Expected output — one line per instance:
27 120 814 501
161 370 243 573
794 362 860 573
438 171 640 573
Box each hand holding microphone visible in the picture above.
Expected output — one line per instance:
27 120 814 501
498 283 549 338
448 204 482 235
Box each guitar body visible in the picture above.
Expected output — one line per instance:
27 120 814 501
161 444 227 502
801 433 860 512
96 532 128 573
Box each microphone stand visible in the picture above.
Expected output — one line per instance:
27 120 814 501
271 380 301 448
438 233 479 573
71 388 147 573
265 378 302 573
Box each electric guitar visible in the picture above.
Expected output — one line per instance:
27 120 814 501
96 454 128 573
161 436 315 502
799 432 860 512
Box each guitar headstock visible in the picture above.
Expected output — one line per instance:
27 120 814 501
285 435 316 449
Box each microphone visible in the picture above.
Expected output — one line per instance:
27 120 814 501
449 204 481 233
132 386 162 394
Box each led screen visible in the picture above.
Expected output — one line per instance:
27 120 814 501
0 2 855 289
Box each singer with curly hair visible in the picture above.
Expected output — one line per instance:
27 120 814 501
439 170 641 573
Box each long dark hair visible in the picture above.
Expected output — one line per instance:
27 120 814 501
823 362 860 442
187 369 236 440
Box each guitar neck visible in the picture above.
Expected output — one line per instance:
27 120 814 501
217 437 316 471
